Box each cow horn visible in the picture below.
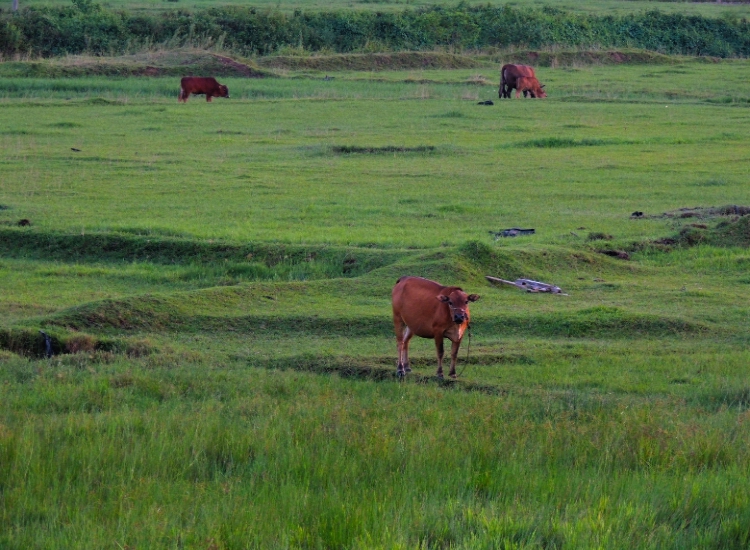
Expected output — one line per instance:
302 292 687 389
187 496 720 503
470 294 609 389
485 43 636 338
541 84 546 89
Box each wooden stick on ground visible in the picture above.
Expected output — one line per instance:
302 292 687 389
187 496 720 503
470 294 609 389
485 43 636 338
485 276 569 295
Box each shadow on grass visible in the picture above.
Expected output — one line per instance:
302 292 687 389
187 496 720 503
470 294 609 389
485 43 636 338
258 354 507 395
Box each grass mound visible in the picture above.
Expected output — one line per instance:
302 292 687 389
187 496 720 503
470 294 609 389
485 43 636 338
637 210 750 251
490 49 691 68
256 52 483 71
0 327 155 358
481 307 705 338
676 215 750 249
0 50 264 78
459 241 633 281
0 228 409 277
658 205 750 219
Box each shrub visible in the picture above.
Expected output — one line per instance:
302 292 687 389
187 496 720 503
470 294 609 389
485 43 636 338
1 4 749 57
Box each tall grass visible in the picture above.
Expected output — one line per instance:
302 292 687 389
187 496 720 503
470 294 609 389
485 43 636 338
3 352 750 548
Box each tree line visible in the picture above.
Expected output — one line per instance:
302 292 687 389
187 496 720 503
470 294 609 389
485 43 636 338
1 1 749 58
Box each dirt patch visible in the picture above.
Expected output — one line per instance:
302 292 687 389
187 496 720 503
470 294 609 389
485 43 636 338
598 249 630 260
0 50 265 79
256 52 482 71
211 54 261 78
492 48 682 68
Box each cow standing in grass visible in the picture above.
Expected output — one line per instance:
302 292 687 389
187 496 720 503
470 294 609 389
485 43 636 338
178 77 230 103
392 276 480 379
515 76 547 99
500 64 545 99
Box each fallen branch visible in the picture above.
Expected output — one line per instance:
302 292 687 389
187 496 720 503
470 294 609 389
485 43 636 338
485 276 568 295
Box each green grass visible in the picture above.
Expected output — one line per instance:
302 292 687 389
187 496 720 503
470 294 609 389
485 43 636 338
3 56 750 547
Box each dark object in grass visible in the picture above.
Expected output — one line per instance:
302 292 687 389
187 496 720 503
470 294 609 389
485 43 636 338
599 249 630 260
485 275 567 295
654 237 677 245
39 330 53 358
0 205 9 210
588 232 612 241
17 219 30 226
331 145 436 154
489 228 535 239
71 147 81 152
323 75 334 81
477 100 494 105
631 211 644 218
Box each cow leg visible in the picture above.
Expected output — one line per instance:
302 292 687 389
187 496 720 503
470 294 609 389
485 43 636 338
394 317 413 377
448 338 462 379
402 327 413 374
434 336 445 379
206 95 213 102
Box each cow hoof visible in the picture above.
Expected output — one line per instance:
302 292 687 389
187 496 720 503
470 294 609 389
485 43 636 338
436 374 444 380
405 366 412 373
397 370 405 379
450 374 457 380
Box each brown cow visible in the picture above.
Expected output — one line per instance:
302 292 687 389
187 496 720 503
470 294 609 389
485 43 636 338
392 276 480 379
516 76 547 99
499 64 545 99
178 77 230 103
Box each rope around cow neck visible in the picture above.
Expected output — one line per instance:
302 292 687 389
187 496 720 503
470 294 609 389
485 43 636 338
456 323 472 378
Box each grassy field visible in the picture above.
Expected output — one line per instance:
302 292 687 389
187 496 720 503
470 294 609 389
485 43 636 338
3 54 750 548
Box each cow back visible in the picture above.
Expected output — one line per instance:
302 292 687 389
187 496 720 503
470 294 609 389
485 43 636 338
181 76 219 94
392 276 463 338
501 64 536 84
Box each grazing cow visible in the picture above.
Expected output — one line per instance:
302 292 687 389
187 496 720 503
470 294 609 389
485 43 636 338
178 77 230 103
392 276 480 379
500 64 535 98
515 76 547 99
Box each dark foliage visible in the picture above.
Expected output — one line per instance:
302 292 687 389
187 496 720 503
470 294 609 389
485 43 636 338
1 3 749 57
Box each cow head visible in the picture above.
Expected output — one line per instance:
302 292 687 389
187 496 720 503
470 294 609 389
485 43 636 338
219 85 230 98
438 290 480 324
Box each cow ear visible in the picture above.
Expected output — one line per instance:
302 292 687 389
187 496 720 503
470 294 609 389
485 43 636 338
467 294 480 302
437 295 450 303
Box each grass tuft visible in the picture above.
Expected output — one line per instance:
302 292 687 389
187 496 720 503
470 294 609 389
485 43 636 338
516 137 631 148
331 145 437 154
